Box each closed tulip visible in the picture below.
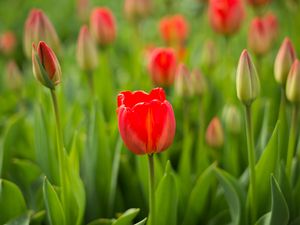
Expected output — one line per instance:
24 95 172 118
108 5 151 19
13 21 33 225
24 9 60 58
148 48 177 87
117 87 176 155
206 117 224 148
5 60 23 91
0 31 17 55
274 38 296 85
208 0 245 36
236 50 260 105
90 7 116 46
175 64 192 97
32 41 61 89
159 15 189 46
77 25 98 71
286 60 300 103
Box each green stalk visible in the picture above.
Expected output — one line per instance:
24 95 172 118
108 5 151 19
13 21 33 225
50 89 65 206
87 70 95 98
286 104 299 179
244 104 257 222
148 154 155 225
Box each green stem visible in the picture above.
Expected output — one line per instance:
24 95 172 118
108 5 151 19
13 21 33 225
286 104 299 179
87 70 95 98
50 89 65 205
244 104 257 222
148 154 155 225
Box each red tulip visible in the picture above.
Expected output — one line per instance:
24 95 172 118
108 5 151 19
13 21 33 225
208 0 245 36
124 0 152 22
247 0 270 7
148 48 177 87
0 31 17 55
117 87 176 155
24 9 60 58
248 13 278 56
90 7 116 46
32 41 61 89
206 117 224 148
159 15 189 46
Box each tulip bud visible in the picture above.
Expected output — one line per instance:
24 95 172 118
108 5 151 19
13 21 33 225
190 69 207 97
247 0 270 7
206 117 224 148
124 0 152 22
265 12 278 43
77 25 98 71
274 38 296 85
24 9 60 58
0 31 17 55
175 64 192 97
148 48 177 87
236 50 260 106
117 87 176 155
286 60 300 103
159 15 189 46
201 40 218 69
248 17 272 56
90 7 116 46
222 104 241 134
32 41 61 89
208 0 245 36
5 60 23 91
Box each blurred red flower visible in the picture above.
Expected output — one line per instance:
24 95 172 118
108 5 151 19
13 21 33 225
117 87 176 155
208 0 245 36
90 7 116 46
0 31 17 55
148 48 177 87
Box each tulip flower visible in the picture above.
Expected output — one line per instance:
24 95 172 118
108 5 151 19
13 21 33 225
117 87 176 155
265 12 278 42
124 0 152 22
148 48 177 87
236 50 260 106
90 7 116 46
0 31 17 55
24 9 60 58
286 59 300 178
77 25 98 72
247 0 270 7
159 15 189 46
274 38 296 86
222 105 241 134
175 64 192 97
191 69 208 97
201 40 218 69
32 41 61 89
248 17 271 56
208 0 245 36
206 117 224 149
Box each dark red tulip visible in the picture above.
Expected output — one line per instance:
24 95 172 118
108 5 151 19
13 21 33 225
148 48 177 87
90 7 116 46
208 0 245 36
117 87 176 155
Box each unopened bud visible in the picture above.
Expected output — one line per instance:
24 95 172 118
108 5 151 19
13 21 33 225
206 117 224 148
286 60 300 103
32 41 61 89
222 104 241 134
77 25 98 71
175 63 192 97
190 69 207 97
274 38 296 85
5 61 23 91
236 50 260 106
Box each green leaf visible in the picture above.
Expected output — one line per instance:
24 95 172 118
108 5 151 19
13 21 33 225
254 123 279 216
182 164 215 225
269 175 289 225
43 177 66 225
113 208 140 225
5 213 30 225
87 219 114 225
214 168 246 225
134 218 147 225
0 179 27 224
154 161 178 225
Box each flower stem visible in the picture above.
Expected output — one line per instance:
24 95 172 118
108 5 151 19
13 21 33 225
87 70 95 98
50 89 65 204
244 104 257 222
148 154 155 225
286 104 299 179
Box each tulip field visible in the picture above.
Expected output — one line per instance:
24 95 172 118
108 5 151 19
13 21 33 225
1 0 300 224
